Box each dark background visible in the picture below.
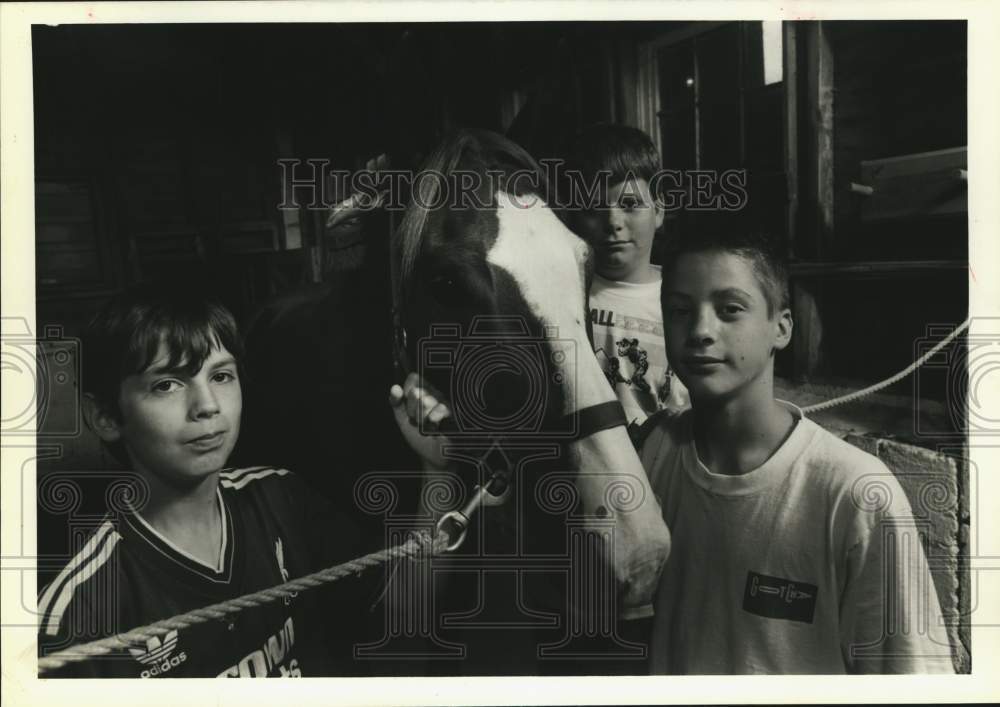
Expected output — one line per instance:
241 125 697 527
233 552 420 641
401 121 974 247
33 18 969 569
33 21 968 385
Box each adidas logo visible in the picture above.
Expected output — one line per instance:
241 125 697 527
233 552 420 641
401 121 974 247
128 629 188 677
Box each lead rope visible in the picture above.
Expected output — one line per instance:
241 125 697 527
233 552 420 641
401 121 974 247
38 320 971 674
801 318 970 414
38 530 450 675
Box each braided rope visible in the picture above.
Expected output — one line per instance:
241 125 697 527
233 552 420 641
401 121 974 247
37 321 970 674
802 318 970 414
38 530 448 675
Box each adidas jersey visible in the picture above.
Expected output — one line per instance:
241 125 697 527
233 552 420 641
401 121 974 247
38 467 372 678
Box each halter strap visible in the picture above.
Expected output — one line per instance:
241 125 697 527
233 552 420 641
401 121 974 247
565 400 629 439
386 209 412 378
431 400 628 440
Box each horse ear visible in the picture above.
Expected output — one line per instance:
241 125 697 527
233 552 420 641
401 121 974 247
326 196 365 229
326 153 391 228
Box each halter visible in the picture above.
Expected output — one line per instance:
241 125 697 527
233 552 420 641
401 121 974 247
385 196 628 441
387 208 413 381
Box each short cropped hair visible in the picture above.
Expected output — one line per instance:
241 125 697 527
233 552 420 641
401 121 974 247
82 282 243 419
564 124 662 205
661 224 791 318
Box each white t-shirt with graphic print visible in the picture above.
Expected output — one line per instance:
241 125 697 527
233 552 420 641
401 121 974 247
589 266 689 426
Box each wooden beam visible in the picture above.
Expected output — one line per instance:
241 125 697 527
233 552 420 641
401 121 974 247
692 34 702 170
815 22 836 256
737 22 747 168
791 259 968 277
634 41 662 155
616 39 639 128
792 21 834 381
783 21 798 260
800 21 835 260
791 281 823 383
604 39 619 123
858 147 967 222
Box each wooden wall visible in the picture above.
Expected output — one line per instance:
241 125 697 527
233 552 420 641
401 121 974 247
792 21 967 402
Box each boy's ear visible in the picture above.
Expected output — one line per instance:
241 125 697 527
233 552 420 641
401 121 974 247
82 393 122 442
773 307 793 351
654 201 664 230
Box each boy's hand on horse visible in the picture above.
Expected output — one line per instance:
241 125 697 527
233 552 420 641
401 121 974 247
389 372 452 471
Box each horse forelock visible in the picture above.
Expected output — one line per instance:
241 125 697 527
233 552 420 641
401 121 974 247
396 129 550 296
396 130 590 421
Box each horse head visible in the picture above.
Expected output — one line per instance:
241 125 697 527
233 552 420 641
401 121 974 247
394 129 670 615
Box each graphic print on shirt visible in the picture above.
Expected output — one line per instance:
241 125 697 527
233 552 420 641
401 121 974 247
614 338 650 392
218 616 301 677
128 629 188 678
591 307 676 406
742 571 819 624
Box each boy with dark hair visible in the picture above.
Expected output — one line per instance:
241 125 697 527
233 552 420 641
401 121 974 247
639 226 953 673
566 123 688 426
38 283 367 677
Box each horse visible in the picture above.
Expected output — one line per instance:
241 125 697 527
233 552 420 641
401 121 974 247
239 129 671 675
392 129 672 672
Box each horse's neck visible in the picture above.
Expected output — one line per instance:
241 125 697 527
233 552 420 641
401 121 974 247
548 326 617 413
558 328 672 611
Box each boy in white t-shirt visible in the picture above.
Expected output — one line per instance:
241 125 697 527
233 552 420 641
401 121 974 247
566 124 689 426
640 226 954 673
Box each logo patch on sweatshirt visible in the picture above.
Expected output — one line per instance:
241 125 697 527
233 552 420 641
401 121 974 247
743 571 818 624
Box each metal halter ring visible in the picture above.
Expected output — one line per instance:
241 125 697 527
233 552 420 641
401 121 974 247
436 510 470 553
434 471 511 552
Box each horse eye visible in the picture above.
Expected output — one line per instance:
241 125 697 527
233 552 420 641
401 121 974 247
429 275 461 304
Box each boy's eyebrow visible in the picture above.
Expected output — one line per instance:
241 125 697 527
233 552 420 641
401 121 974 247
663 288 757 301
208 356 237 370
142 362 186 376
142 356 237 376
712 287 755 300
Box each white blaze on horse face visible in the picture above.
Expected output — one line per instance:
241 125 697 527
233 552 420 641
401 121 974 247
489 190 671 614
487 191 615 413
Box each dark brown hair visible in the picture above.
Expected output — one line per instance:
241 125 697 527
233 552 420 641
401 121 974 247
82 282 243 418
565 123 662 186
661 225 790 317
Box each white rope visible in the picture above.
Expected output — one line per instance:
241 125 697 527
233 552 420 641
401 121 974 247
38 530 447 675
802 319 970 414
38 320 970 673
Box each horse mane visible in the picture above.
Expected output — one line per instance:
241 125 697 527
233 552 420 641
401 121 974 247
395 129 550 292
